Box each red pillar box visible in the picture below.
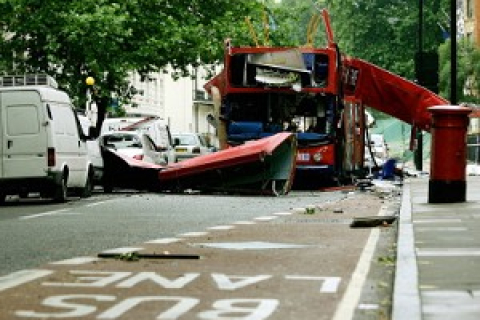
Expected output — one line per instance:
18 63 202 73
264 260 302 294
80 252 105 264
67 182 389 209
428 105 472 203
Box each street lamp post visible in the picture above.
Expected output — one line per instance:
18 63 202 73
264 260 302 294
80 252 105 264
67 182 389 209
450 0 457 104
414 0 424 171
85 76 97 127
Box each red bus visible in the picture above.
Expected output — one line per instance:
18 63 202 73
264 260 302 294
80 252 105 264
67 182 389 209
204 38 366 187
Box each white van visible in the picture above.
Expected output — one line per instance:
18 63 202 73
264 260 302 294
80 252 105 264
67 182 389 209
100 117 176 164
78 115 103 185
0 75 94 203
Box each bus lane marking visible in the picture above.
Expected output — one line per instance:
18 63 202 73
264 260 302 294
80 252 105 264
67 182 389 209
332 226 381 320
10 269 342 319
0 269 53 292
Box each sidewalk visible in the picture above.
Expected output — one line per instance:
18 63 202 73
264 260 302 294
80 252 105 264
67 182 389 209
393 175 480 320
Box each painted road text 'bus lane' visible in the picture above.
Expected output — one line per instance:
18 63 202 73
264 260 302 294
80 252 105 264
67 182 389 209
2 269 341 319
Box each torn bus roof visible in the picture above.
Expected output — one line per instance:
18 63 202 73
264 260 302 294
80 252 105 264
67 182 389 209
342 57 449 132
158 132 297 195
101 133 297 195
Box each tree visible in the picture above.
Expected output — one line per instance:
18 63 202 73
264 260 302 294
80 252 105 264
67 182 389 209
439 38 480 104
326 0 446 80
0 0 263 136
265 0 328 48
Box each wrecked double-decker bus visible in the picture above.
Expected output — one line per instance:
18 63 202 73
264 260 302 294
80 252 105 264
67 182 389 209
205 39 366 187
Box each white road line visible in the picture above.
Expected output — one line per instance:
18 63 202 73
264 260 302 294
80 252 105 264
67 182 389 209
100 247 143 254
208 225 234 230
254 216 278 221
414 219 462 224
145 238 182 244
234 221 256 225
50 257 100 265
20 199 115 220
85 200 112 207
0 269 53 292
416 227 467 232
358 304 379 310
417 248 480 257
178 231 209 237
20 209 69 220
273 211 292 216
332 225 381 320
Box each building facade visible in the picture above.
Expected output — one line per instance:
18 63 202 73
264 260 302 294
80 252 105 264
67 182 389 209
123 66 214 139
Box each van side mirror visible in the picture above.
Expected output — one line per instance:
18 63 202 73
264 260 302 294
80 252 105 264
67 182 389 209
173 138 180 147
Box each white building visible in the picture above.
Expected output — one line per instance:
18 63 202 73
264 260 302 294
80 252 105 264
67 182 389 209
123 66 216 138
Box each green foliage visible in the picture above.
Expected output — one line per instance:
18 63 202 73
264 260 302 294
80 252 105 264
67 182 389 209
265 0 328 47
259 0 448 82
0 0 262 134
439 39 480 104
328 0 446 80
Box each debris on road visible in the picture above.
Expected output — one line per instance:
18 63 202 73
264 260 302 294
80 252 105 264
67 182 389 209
349 215 397 228
97 252 201 260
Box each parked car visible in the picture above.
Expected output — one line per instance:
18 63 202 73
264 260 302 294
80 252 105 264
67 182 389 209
101 117 175 164
99 131 168 165
172 133 214 162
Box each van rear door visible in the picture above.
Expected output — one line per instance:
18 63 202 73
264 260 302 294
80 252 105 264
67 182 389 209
0 91 48 178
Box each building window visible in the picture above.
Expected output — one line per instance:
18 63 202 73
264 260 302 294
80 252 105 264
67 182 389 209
194 90 205 101
467 0 473 18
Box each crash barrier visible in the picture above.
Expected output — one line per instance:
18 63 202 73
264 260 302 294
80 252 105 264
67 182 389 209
428 105 472 203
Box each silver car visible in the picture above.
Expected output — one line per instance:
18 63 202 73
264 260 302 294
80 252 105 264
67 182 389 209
100 131 168 165
172 133 214 162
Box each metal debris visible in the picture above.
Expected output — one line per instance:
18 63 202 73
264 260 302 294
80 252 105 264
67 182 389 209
97 252 201 260
350 215 397 228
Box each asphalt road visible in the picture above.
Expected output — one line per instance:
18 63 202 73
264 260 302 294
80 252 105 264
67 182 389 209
0 187 401 319
0 189 346 277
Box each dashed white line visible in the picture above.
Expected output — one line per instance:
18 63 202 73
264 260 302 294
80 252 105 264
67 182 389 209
178 231 209 237
273 211 292 216
414 219 462 224
208 225 235 230
20 209 69 220
50 257 100 265
100 247 144 254
254 216 278 221
85 200 112 207
234 221 256 225
145 238 182 244
0 269 53 292
358 303 379 310
416 227 467 232
416 248 480 257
